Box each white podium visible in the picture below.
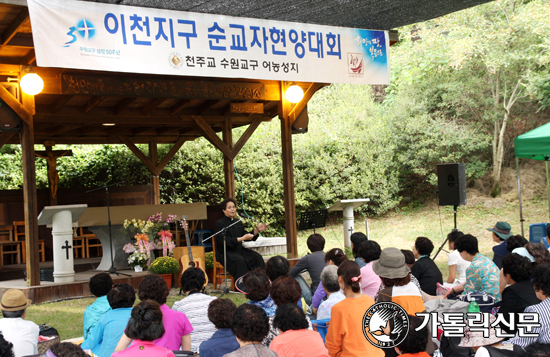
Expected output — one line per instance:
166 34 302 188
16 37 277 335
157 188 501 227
38 204 88 283
328 199 370 249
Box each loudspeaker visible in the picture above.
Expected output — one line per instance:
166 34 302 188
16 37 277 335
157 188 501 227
437 163 466 206
0 99 20 132
292 105 308 134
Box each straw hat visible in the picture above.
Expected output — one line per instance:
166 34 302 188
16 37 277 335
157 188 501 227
372 247 410 279
0 289 31 312
486 222 513 240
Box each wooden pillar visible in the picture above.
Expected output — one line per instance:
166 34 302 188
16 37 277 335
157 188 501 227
149 140 160 205
20 92 40 286
223 118 235 199
279 82 298 258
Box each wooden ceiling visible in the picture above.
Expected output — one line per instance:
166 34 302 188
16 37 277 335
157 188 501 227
0 3 286 146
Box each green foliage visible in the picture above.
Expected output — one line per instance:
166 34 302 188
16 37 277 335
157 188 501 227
148 256 180 274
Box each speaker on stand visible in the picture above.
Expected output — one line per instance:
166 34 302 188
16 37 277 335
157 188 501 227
433 163 466 259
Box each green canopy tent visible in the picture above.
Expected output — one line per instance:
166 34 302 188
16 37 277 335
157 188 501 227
514 121 550 236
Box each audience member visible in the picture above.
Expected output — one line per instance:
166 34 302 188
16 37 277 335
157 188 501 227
0 289 38 357
199 299 240 357
401 250 415 269
112 300 175 357
325 261 384 357
311 248 348 314
445 230 470 285
115 275 192 352
525 342 550 357
394 315 429 357
487 221 513 269
443 234 501 302
83 273 113 340
316 265 345 320
81 283 135 357
271 304 329 357
525 243 550 269
244 269 276 317
289 233 326 306
411 237 443 295
498 253 540 336
476 264 550 356
359 240 382 298
506 235 528 252
350 232 369 268
172 267 216 353
49 342 88 357
0 332 14 357
223 304 276 357
374 248 433 357
266 276 312 347
265 256 290 282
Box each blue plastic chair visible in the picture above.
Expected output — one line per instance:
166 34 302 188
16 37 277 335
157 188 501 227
310 318 330 343
194 229 213 252
529 223 548 243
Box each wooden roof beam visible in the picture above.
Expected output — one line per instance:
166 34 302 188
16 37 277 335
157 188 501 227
83 96 106 114
0 82 29 124
22 49 36 65
114 97 139 115
288 83 325 126
169 99 190 115
0 132 15 150
191 115 232 159
142 98 166 116
120 136 158 174
231 117 262 159
0 8 28 50
50 95 73 113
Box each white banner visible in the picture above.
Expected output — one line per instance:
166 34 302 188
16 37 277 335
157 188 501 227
28 0 390 85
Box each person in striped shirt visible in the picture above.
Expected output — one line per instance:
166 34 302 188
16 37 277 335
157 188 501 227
475 264 550 357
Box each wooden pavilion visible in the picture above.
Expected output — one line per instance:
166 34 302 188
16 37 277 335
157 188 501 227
0 0 493 287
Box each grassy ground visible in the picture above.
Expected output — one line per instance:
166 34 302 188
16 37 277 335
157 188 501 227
22 197 548 340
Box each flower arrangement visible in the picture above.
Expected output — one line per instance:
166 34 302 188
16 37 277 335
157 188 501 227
127 251 149 269
148 256 180 275
122 212 177 257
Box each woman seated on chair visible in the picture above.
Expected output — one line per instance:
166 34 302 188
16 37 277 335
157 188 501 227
213 198 267 281
112 300 175 357
270 304 329 357
172 268 216 354
81 284 135 357
115 275 193 352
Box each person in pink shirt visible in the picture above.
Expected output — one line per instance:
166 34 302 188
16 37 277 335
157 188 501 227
112 300 175 357
114 275 192 352
270 304 329 357
358 240 382 298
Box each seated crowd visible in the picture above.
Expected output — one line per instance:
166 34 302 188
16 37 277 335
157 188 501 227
2 222 550 357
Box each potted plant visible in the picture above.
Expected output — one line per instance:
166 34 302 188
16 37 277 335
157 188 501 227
148 256 180 288
127 251 148 272
205 251 214 283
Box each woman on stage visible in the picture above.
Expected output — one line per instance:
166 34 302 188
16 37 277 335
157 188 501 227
213 198 267 280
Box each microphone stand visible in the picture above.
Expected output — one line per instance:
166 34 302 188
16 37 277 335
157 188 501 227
203 218 241 296
86 181 130 277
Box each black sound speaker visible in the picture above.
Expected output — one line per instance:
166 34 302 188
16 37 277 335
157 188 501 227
437 163 466 206
0 99 20 132
292 105 308 134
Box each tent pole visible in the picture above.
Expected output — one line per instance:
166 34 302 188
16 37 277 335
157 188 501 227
546 160 550 219
516 157 525 237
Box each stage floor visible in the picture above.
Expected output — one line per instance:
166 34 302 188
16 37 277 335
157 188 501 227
0 259 149 304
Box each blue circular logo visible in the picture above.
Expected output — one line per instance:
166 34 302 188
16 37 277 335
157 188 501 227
77 19 95 40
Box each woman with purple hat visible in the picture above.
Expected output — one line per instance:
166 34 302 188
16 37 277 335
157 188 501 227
487 221 513 269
